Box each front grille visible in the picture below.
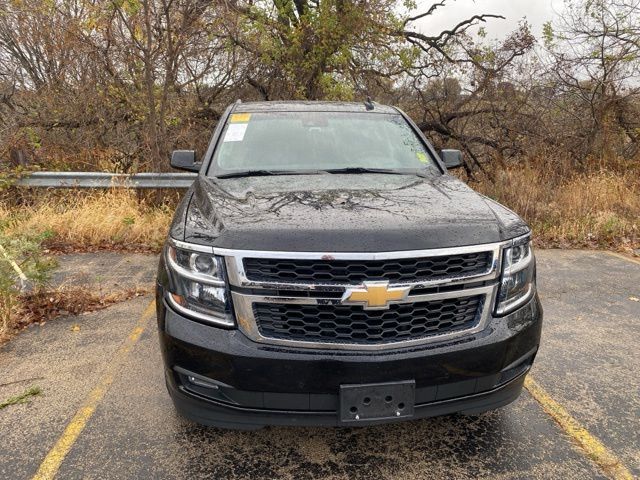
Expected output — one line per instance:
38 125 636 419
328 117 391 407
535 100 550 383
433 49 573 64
243 251 492 284
253 296 483 345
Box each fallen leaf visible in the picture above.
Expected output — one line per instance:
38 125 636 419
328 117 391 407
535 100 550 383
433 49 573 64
629 296 640 302
71 324 80 332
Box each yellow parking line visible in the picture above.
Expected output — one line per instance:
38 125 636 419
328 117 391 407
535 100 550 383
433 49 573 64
606 251 640 266
524 376 633 480
32 300 156 480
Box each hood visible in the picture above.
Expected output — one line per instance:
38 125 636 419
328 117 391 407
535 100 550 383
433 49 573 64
177 174 529 252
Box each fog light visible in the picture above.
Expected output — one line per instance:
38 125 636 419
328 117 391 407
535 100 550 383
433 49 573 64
187 375 219 389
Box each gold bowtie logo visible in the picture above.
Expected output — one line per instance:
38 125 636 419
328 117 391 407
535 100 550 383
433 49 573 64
341 281 411 310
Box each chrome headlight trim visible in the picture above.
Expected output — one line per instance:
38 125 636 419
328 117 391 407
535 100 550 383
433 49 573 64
166 245 226 287
495 233 535 316
164 238 234 327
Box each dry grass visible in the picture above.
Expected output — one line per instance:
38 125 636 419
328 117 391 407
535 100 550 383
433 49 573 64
0 203 10 225
472 167 639 251
1 190 173 252
2 168 638 255
0 190 168 340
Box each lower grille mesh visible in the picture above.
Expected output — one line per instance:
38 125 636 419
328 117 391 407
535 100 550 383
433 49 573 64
253 296 483 345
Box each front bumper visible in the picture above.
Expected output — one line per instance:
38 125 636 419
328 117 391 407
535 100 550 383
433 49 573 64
157 292 542 429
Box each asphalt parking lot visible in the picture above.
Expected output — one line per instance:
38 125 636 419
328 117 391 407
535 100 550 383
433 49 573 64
0 250 638 479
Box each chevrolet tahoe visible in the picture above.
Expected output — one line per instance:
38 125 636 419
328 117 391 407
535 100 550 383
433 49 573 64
156 100 542 429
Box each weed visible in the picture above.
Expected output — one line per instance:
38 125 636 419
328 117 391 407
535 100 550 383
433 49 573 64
0 232 56 338
0 386 42 410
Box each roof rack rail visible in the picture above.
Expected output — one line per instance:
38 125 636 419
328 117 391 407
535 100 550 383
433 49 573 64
230 98 242 113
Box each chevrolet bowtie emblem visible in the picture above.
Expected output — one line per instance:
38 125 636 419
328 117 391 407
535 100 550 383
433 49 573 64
341 281 411 310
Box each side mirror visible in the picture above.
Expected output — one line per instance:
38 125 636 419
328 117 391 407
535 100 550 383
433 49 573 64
439 149 463 169
170 150 199 172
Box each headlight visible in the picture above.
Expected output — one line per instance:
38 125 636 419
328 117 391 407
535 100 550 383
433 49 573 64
496 235 536 315
164 239 234 327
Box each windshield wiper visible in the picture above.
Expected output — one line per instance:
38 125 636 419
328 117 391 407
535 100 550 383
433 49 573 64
216 170 323 179
216 167 430 178
321 167 411 175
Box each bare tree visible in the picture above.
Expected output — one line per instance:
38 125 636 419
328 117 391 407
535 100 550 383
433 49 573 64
544 0 640 160
0 0 239 171
1 0 637 176
399 15 536 176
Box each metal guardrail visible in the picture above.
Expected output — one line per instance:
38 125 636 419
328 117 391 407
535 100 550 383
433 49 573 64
15 171 198 189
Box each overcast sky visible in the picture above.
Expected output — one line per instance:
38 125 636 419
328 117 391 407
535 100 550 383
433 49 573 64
413 0 564 41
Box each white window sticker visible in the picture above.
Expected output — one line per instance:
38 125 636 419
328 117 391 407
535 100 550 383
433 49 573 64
223 123 248 142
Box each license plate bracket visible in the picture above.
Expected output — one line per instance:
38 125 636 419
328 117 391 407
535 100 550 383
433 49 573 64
339 380 415 423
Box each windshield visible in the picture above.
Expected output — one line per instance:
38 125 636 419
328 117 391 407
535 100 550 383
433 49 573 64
208 111 441 177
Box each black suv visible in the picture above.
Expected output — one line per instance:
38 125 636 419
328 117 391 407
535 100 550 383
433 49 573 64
156 101 542 429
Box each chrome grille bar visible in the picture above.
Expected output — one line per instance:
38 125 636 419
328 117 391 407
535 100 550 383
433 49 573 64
232 286 496 351
220 242 503 291
215 242 506 350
